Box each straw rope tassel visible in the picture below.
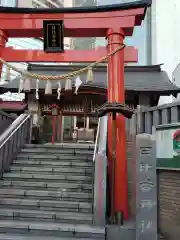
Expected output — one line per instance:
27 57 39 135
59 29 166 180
23 77 31 92
5 66 11 82
74 75 82 94
57 81 61 100
45 80 52 95
87 67 93 82
35 79 39 100
65 78 72 91
18 76 24 93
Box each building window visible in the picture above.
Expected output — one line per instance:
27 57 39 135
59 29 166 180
32 0 64 8
0 0 17 6
72 0 97 51
125 10 151 65
95 1 152 65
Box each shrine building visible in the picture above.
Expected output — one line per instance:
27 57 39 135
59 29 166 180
0 63 179 143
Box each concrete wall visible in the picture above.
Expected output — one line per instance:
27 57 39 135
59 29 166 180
157 170 180 240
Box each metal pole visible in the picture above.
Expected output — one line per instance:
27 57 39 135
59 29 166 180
110 112 116 223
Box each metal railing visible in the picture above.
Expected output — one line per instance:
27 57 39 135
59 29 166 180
93 118 101 162
0 113 32 177
125 101 180 135
93 115 108 226
0 110 15 136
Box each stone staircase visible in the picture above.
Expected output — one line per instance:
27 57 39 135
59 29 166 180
0 143 105 239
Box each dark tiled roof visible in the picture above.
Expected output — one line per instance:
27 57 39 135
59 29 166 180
0 64 179 95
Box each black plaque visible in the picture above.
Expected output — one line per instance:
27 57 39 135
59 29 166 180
43 20 64 53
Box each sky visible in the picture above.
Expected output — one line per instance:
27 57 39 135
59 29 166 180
96 0 148 65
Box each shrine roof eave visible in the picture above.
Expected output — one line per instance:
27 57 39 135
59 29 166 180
25 63 180 97
0 86 178 98
0 1 151 14
1 63 180 97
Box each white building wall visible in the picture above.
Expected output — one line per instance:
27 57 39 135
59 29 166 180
151 0 180 103
151 0 180 79
17 0 33 7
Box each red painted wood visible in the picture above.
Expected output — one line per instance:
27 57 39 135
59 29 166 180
1 46 137 63
0 17 136 38
51 115 57 144
107 28 128 220
57 114 62 142
0 5 148 218
0 8 145 38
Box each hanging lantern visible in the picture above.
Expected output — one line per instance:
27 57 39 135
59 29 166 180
50 104 59 116
57 81 61 100
35 79 39 100
74 75 82 94
45 80 52 95
65 78 72 91
23 77 31 92
5 66 11 82
87 67 93 82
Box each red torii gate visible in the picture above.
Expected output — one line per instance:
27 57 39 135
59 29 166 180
0 1 151 220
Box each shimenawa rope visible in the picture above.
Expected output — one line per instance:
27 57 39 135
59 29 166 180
0 44 125 81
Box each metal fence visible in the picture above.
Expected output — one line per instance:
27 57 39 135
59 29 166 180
126 101 180 135
0 113 32 177
0 110 15 136
124 101 180 218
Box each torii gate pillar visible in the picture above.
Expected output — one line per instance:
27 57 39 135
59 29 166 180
107 28 128 219
0 1 151 221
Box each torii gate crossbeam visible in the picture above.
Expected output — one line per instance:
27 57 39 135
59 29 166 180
0 1 151 220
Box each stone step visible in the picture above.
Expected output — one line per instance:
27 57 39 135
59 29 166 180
0 233 100 240
10 166 92 175
0 189 92 202
13 158 93 168
0 180 92 192
0 220 105 238
3 172 92 183
21 148 94 155
7 170 92 179
16 154 93 161
25 143 95 150
0 198 92 213
0 208 92 224
13 159 93 168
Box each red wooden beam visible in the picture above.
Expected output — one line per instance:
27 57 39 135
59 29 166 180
1 46 138 63
0 8 145 38
0 17 136 38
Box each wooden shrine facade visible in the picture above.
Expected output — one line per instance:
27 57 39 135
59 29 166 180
24 63 180 108
0 63 179 144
